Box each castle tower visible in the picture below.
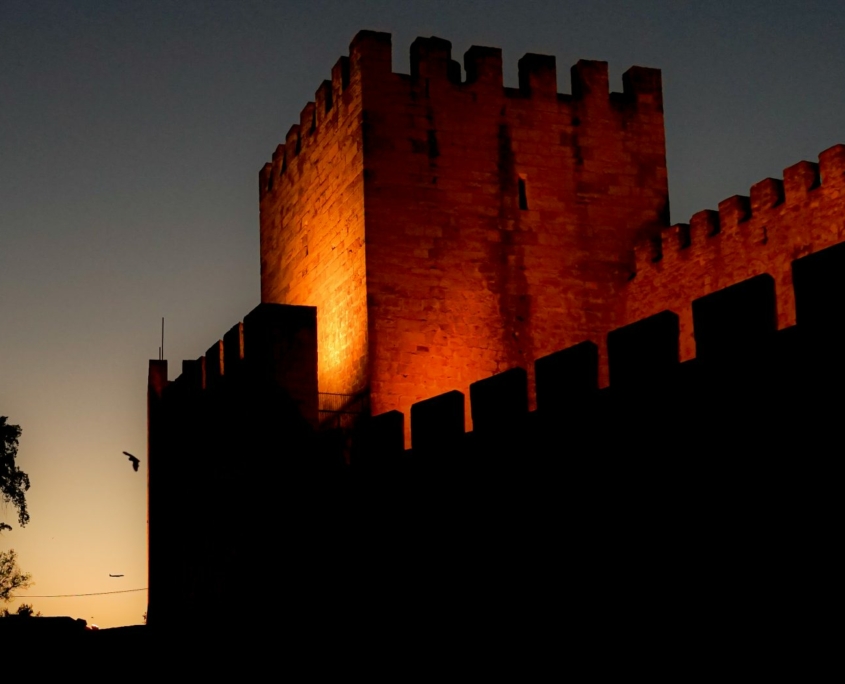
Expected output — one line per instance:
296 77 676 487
259 31 668 440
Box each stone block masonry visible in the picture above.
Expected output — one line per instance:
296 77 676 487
259 30 669 443
259 49 367 397
627 144 845 363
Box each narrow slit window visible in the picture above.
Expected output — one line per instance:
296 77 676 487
427 130 439 159
518 176 529 210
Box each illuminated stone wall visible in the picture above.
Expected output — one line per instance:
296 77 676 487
260 31 668 441
356 33 667 431
624 144 845 362
259 49 368 395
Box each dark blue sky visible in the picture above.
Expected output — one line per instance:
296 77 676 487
1 0 843 626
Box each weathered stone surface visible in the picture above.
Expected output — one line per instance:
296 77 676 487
257 31 845 446
259 31 669 443
626 144 845 364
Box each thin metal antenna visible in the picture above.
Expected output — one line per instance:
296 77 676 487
161 317 165 360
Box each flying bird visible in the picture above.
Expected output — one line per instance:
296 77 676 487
122 451 140 472
109 574 124 578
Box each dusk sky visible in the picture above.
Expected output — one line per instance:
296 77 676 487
1 0 843 628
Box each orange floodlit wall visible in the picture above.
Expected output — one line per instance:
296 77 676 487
625 144 845 361
259 51 368 395
260 31 668 434
359 33 668 421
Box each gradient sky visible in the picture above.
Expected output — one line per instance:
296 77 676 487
1 0 843 628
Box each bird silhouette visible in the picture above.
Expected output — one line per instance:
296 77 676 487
122 452 140 472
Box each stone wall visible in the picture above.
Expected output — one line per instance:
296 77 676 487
147 303 318 626
625 144 845 363
259 47 368 395
259 31 669 441
355 32 667 431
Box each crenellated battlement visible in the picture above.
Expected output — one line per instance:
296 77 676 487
257 45 357 202
627 143 845 364
259 28 669 429
153 303 319 428
258 30 664 201
364 234 845 452
633 144 845 272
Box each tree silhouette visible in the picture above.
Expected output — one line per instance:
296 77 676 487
1 419 34 607
0 550 32 604
0 417 29 532
1 602 40 617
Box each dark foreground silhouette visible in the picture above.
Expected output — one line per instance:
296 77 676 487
128 244 845 668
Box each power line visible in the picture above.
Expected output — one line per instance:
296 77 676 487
12 588 147 598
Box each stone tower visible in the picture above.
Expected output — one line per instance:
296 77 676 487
259 30 668 440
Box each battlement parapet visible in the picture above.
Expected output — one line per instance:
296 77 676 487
464 45 503 88
633 144 845 274
366 238 845 454
718 195 751 233
410 35 461 83
621 65 663 104
258 29 664 200
750 178 785 214
148 303 318 428
784 160 820 203
518 53 558 99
